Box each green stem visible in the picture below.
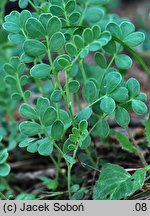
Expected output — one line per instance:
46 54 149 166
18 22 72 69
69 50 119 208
28 0 38 12
65 71 75 126
106 54 116 69
76 93 82 111
34 78 45 95
79 3 88 25
67 165 72 199
112 35 150 74
46 36 75 125
0 192 8 200
56 103 60 119
16 74 27 103
50 155 59 180
67 140 81 198
79 59 87 83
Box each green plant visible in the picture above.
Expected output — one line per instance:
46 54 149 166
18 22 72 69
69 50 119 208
1 0 150 200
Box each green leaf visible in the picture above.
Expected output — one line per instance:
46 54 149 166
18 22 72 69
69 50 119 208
19 121 42 136
36 97 50 119
65 0 76 13
93 163 148 200
136 93 147 103
0 163 10 177
115 54 132 70
72 127 80 137
82 81 97 103
120 21 135 38
59 110 72 130
20 75 28 85
63 138 73 154
83 28 93 44
100 96 116 115
42 107 57 126
4 63 15 75
80 135 91 149
38 138 53 156
85 7 104 24
57 56 70 69
0 149 8 164
21 53 34 63
145 119 150 146
92 25 101 39
132 99 148 115
50 90 62 103
39 13 52 28
50 5 64 16
69 12 80 24
27 142 38 153
40 176 58 190
64 154 76 164
66 43 77 57
46 16 62 36
75 107 92 123
16 193 36 200
115 107 130 128
68 80 80 93
51 120 64 140
69 134 78 142
23 39 47 57
123 32 145 47
3 11 20 34
19 138 36 148
95 52 107 69
126 78 140 98
79 120 88 132
71 188 86 200
26 17 46 39
49 32 65 51
19 0 28 8
96 119 110 138
115 131 137 154
19 103 37 120
9 34 25 44
106 22 122 39
112 35 150 74
105 72 122 93
73 35 84 49
110 87 129 103
103 39 116 54
19 10 31 29
30 64 51 79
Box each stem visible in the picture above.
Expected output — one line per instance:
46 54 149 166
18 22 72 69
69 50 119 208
16 74 27 103
50 155 60 180
112 35 150 74
28 0 38 12
106 54 116 69
79 3 88 25
0 192 8 200
67 165 72 199
127 128 148 167
34 78 45 95
56 103 60 119
65 71 76 126
53 73 75 127
79 59 87 83
76 93 82 111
